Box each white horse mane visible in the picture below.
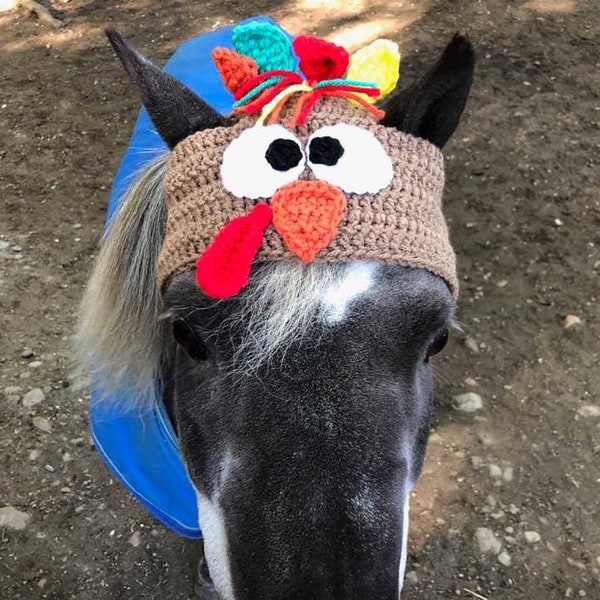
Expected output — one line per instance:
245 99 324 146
74 159 357 406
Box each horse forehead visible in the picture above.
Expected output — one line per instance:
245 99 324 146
321 262 377 324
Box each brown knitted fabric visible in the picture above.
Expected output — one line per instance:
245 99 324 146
157 97 457 296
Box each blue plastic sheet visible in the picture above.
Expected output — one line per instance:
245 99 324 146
90 16 280 539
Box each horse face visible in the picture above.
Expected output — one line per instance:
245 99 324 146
165 263 454 600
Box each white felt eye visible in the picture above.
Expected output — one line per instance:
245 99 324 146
221 125 305 199
307 124 394 194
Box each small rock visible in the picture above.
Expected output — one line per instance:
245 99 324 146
4 385 22 397
477 430 496 446
496 279 508 288
596 556 600 568
577 405 600 418
70 437 85 445
0 506 32 530
465 336 480 353
128 531 142 547
489 464 503 478
38 579 47 589
567 558 587 571
508 504 520 515
524 531 541 544
405 570 419 585
45 464 55 473
28 449 40 461
20 348 34 358
62 452 72 463
19 371 31 379
0 241 10 251
453 392 483 413
32 416 52 433
28 361 43 369
564 315 581 329
475 527 502 556
498 551 512 566
471 456 485 470
485 494 497 507
22 388 45 408
503 467 514 482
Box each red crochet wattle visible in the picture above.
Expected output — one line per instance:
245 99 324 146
196 203 273 299
292 35 350 82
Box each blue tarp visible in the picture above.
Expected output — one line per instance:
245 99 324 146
90 16 280 539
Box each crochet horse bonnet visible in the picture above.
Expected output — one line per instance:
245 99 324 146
110 20 457 299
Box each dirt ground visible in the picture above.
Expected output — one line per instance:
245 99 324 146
1 0 599 598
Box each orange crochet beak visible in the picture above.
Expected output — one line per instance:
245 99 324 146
271 180 347 262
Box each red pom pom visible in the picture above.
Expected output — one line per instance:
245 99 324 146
196 204 272 299
292 35 350 82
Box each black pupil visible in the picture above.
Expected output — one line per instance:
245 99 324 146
265 139 303 171
309 136 345 166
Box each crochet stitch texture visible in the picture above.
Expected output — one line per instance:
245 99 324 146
157 97 457 296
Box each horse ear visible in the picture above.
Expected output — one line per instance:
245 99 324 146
380 33 475 149
106 28 231 149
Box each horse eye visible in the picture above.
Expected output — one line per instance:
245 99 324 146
172 320 208 361
426 329 449 359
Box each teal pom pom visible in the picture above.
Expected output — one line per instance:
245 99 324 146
233 22 296 73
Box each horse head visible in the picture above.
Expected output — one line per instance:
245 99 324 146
77 22 474 600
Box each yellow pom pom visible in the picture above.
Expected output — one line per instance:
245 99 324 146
347 39 401 102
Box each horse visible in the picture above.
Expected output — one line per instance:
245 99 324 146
76 20 474 600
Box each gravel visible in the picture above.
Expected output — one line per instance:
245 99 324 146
22 387 45 408
498 551 512 566
453 392 483 413
577 405 600 418
524 531 541 544
489 463 503 478
32 416 52 433
0 506 32 530
475 527 502 556
4 385 22 397
464 336 480 353
564 315 582 329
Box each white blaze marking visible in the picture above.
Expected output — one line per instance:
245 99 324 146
196 492 235 600
321 262 376 324
398 494 410 597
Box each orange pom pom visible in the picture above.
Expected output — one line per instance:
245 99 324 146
213 47 259 95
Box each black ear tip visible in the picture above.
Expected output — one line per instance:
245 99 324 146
447 32 475 63
105 27 130 57
105 27 121 45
